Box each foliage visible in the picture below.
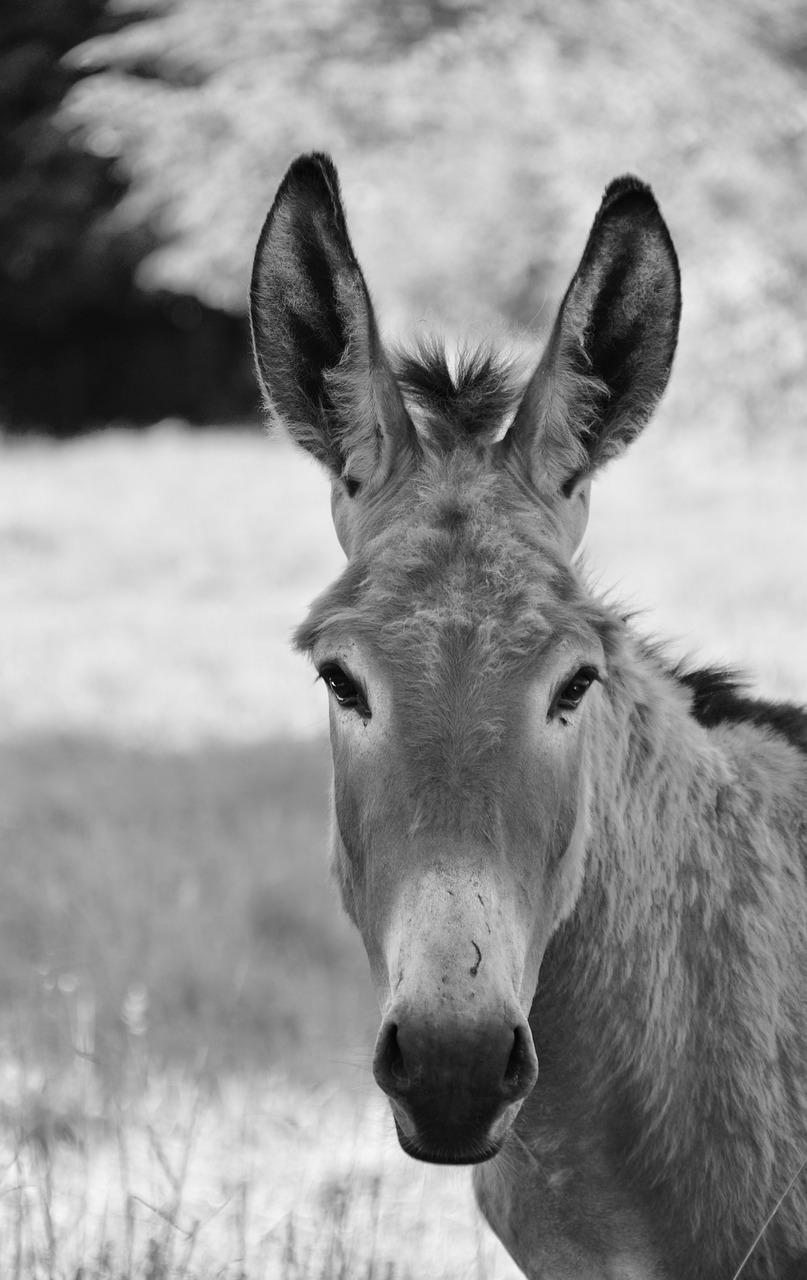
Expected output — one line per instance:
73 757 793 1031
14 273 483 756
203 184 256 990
63 0 807 437
0 0 145 333
4 0 806 431
0 0 256 432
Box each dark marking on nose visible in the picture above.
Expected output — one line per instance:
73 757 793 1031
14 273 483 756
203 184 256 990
470 941 482 977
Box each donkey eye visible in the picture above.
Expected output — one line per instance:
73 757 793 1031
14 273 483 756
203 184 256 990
319 664 370 716
553 667 599 716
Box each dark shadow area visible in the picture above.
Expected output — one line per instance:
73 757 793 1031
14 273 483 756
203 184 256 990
0 733 377 1087
0 0 261 433
2 296 259 434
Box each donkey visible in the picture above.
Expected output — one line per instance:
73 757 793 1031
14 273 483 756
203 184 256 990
250 155 807 1280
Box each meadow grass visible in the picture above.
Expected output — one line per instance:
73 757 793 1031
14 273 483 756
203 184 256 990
0 734 375 1079
0 1034 521 1278
1 423 806 1275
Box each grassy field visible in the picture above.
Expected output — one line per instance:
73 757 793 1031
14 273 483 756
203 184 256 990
0 734 373 1077
1 421 806 1276
0 1053 519 1278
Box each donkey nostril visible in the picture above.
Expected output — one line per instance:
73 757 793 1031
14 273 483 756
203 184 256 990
502 1023 538 1099
503 1028 523 1088
386 1024 408 1085
374 1021 410 1096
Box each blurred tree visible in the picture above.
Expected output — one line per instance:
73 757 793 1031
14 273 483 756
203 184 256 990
0 0 138 330
62 0 807 442
11 0 805 436
0 0 257 433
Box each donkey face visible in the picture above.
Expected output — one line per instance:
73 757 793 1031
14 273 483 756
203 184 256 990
251 155 680 1164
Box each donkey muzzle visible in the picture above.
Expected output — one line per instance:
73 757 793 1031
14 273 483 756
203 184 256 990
373 1006 538 1164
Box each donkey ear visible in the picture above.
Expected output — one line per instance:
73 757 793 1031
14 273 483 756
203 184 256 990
250 153 418 492
503 176 681 493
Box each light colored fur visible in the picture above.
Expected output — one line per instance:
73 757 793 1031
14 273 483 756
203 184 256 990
508 328 610 491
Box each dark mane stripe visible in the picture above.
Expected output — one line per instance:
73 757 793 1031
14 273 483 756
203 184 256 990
393 338 524 448
674 664 807 756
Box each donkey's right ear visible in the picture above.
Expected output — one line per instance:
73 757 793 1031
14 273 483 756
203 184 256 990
250 153 418 493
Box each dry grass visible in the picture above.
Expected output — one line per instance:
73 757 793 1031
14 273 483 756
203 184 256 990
0 1037 521 1279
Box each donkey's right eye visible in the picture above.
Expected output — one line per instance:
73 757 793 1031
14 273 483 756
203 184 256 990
319 664 370 716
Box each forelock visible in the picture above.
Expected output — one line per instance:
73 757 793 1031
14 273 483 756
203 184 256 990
393 337 525 451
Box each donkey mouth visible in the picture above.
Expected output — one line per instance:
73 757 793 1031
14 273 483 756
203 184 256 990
393 1118 504 1166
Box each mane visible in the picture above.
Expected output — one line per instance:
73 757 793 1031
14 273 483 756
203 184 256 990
672 661 807 756
392 337 525 450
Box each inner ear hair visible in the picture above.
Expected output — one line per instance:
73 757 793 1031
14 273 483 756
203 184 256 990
250 152 419 490
503 175 680 491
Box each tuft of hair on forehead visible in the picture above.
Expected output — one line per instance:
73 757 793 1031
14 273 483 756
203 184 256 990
393 337 525 452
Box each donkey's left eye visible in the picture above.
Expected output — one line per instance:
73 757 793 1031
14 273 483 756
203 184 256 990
319 664 370 716
553 667 599 716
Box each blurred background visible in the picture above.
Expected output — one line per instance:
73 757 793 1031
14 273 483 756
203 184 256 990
1 0 807 1275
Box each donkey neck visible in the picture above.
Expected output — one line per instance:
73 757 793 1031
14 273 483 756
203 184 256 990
538 631 735 1099
557 627 801 1070
579 632 736 991
530 630 807 1273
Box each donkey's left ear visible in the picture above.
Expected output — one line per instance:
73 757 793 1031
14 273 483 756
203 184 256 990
503 176 681 494
250 153 418 493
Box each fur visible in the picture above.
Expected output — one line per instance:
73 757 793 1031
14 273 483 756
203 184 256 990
296 451 621 839
394 337 525 449
508 635 807 1279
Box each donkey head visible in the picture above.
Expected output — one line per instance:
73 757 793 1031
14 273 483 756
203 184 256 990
251 154 680 1165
